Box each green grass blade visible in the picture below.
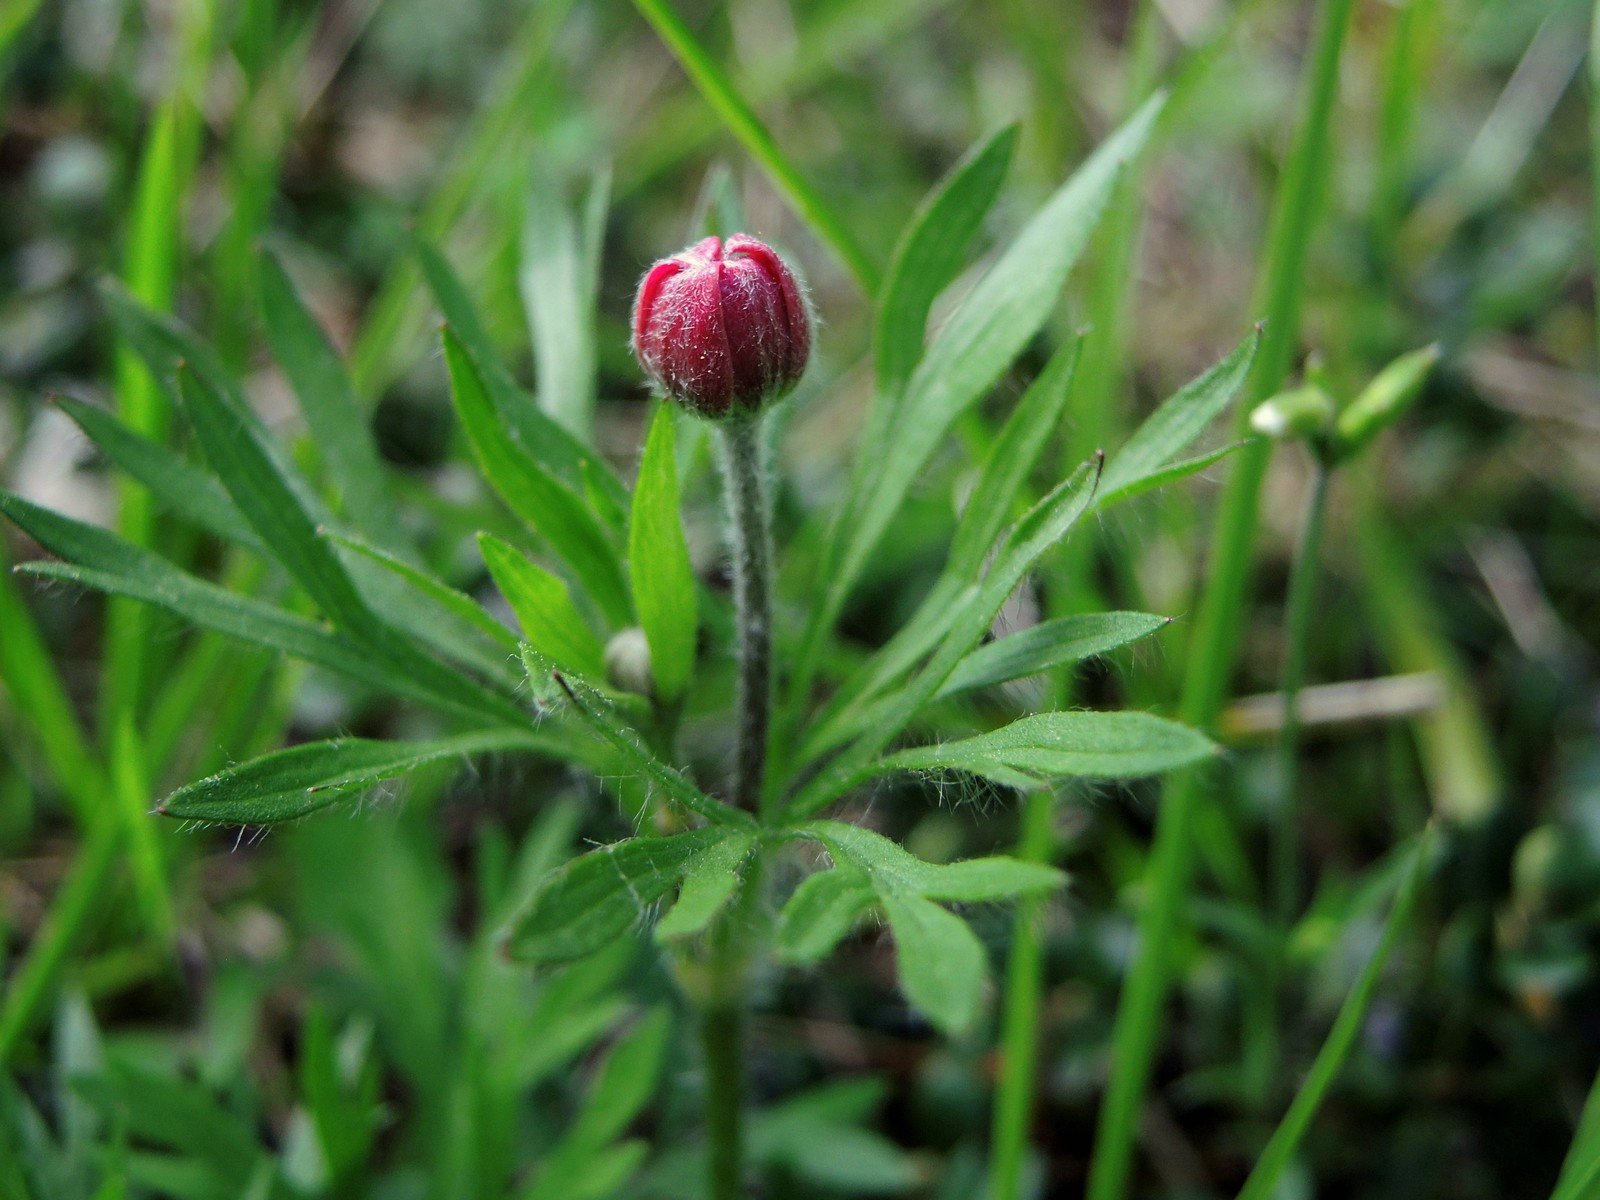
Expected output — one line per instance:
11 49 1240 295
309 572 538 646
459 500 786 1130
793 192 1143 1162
109 713 174 946
1088 4 1358 1197
1234 826 1433 1200
0 821 122 1069
628 407 698 704
103 52 208 735
0 552 106 819
519 168 608 443
630 0 881 293
258 252 409 555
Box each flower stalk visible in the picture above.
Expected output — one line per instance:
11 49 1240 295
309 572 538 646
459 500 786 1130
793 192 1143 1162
716 416 775 817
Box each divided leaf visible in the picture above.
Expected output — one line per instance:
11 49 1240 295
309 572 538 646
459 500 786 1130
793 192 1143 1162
259 252 408 554
655 832 757 942
941 611 1169 697
775 866 876 965
417 238 627 521
504 828 729 963
881 892 986 1037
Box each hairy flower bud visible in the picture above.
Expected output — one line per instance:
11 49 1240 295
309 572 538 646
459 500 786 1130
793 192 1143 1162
631 234 810 419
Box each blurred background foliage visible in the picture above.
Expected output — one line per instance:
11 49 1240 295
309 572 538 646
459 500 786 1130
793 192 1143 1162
1 0 1597 1196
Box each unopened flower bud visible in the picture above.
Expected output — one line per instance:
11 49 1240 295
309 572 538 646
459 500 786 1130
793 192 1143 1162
1249 384 1335 441
631 235 810 419
604 627 655 697
1332 343 1441 460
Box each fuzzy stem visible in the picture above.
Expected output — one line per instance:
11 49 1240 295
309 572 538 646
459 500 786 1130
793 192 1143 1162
715 416 774 816
1271 460 1331 927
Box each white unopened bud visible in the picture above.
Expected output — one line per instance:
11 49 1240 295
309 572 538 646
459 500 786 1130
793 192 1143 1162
604 627 655 697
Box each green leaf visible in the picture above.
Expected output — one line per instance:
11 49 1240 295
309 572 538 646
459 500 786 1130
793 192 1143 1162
881 892 986 1037
941 611 1169 696
53 396 261 552
877 710 1215 789
945 334 1085 579
656 832 757 942
259 252 408 553
775 867 875 965
328 529 520 675
416 238 627 521
628 407 698 703
0 492 524 727
788 458 1104 816
573 1008 672 1145
175 365 380 639
503 829 728 963
525 650 752 830
1095 330 1259 509
799 338 1085 758
519 169 608 441
804 821 1064 902
443 328 632 627
875 125 1018 393
481 533 606 678
158 731 553 824
815 95 1165 655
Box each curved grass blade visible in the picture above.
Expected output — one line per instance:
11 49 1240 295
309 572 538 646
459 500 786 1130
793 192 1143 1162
630 0 881 293
1234 825 1433 1200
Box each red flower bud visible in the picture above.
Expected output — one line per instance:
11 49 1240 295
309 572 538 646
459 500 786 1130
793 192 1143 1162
631 235 810 419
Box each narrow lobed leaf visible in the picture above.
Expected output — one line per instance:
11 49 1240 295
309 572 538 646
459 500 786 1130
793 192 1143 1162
628 406 698 704
503 828 729 963
481 533 607 679
158 730 556 824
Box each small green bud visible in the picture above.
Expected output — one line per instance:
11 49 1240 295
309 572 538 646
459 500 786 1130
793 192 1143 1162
1248 384 1335 441
604 627 655 697
1332 343 1441 460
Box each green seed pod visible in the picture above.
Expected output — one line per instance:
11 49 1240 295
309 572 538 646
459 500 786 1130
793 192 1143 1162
1331 343 1441 460
1248 384 1335 442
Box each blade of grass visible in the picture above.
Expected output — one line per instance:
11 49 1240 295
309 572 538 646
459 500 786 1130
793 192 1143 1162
109 713 174 947
102 0 212 740
630 0 881 294
1352 498 1498 822
347 0 579 395
0 553 106 820
0 820 122 1069
1552 1063 1600 1200
1234 825 1433 1200
1087 3 1357 1196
